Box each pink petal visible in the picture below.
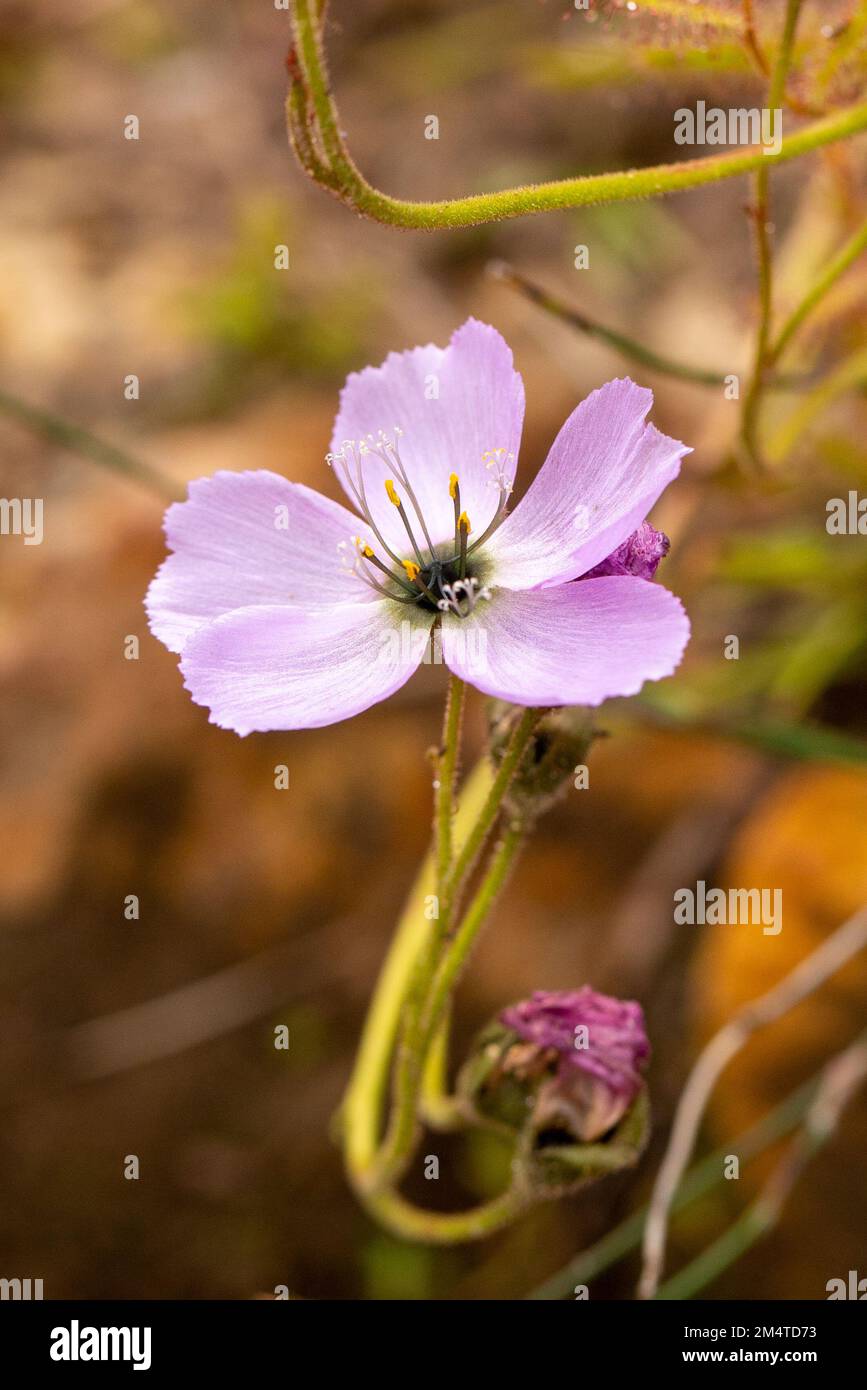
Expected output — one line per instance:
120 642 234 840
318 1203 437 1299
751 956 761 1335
484 379 689 590
146 470 374 654
441 578 690 706
331 318 524 556
179 602 433 734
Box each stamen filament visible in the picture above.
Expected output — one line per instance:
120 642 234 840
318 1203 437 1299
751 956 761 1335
409 570 442 607
368 428 437 558
464 492 509 558
450 472 462 556
330 446 408 571
386 479 428 570
457 511 470 581
359 541 418 596
357 558 423 605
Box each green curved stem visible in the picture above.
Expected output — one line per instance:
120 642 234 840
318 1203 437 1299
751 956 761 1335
288 1 867 230
419 1008 465 1132
360 1183 529 1246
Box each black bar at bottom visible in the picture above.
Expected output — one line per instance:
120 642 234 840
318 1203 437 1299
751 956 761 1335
0 1298 862 1375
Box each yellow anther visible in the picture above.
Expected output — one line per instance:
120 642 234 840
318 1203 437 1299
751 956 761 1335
361 544 375 560
402 560 420 581
458 511 472 534
449 473 459 500
385 479 402 508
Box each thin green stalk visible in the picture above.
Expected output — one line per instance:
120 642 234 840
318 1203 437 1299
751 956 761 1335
771 215 867 363
655 1031 867 1299
740 0 804 465
816 3 867 97
342 757 494 1185
435 674 465 919
0 388 179 500
361 674 467 1183
421 819 526 1060
655 1202 772 1300
370 815 527 1191
445 706 546 909
741 0 768 77
767 342 867 464
419 1008 465 1132
492 263 806 390
528 1071 820 1298
633 696 867 766
288 2 867 229
741 169 775 464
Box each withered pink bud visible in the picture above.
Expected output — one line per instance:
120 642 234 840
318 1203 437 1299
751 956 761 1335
499 987 650 1142
583 521 670 582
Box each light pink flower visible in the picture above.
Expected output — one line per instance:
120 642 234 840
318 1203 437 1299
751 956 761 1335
146 319 690 733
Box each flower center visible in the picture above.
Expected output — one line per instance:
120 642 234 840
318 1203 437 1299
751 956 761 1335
328 429 512 619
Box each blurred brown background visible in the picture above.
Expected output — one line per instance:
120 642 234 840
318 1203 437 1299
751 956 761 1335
1 0 865 1299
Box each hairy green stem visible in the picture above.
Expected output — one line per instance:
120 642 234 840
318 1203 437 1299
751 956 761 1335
435 674 465 920
445 706 546 910
342 757 494 1184
740 0 804 465
359 674 468 1187
370 813 528 1193
288 1 867 230
422 819 526 1061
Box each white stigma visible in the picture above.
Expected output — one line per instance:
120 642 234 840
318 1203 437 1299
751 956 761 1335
326 431 512 616
437 577 492 619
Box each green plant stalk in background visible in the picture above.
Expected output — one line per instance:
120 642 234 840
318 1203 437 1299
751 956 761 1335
528 1069 820 1299
0 388 180 500
741 0 805 467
